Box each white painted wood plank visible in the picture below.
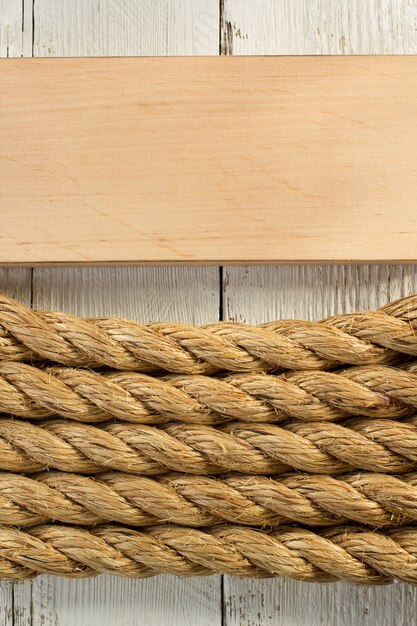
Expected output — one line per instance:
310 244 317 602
11 1 222 625
222 0 417 55
0 0 32 58
224 579 417 626
34 0 218 57
32 266 220 323
0 270 31 304
224 265 417 323
27 573 221 626
0 2 32 624
222 1 417 624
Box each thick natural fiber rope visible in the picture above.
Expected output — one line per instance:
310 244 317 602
1 416 417 477
3 470 417 529
1 292 417 373
0 361 417 423
2 523 417 584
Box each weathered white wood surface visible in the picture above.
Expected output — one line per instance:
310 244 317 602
2 0 417 624
222 1 417 625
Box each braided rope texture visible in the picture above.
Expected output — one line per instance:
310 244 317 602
1 524 417 584
2 417 417 476
1 292 417 373
3 292 417 584
2 470 417 529
1 361 417 423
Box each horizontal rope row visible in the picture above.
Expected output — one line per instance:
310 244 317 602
1 292 417 373
1 361 417 423
1 417 417 476
3 470 417 529
1 523 417 583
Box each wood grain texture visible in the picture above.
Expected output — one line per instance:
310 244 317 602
222 0 417 56
9 1 222 625
32 266 220 322
224 265 417 322
3 53 417 264
24 573 221 626
33 0 217 57
0 0 32 58
223 580 417 626
222 1 417 625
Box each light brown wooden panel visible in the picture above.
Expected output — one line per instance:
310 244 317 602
2 55 417 265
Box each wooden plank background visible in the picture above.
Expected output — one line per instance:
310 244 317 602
4 53 417 265
1 0 417 624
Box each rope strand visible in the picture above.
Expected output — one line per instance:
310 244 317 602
1 417 417 476
0 361 416 423
2 470 417 529
2 523 417 583
2 292 417 373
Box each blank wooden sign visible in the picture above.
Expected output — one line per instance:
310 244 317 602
1 56 417 265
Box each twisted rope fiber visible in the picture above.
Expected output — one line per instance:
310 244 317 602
4 469 417 529
2 523 417 583
2 292 417 373
3 417 417 476
2 361 417 423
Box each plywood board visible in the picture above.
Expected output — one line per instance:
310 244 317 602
2 54 417 265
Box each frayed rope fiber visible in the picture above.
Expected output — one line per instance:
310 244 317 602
1 292 417 373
